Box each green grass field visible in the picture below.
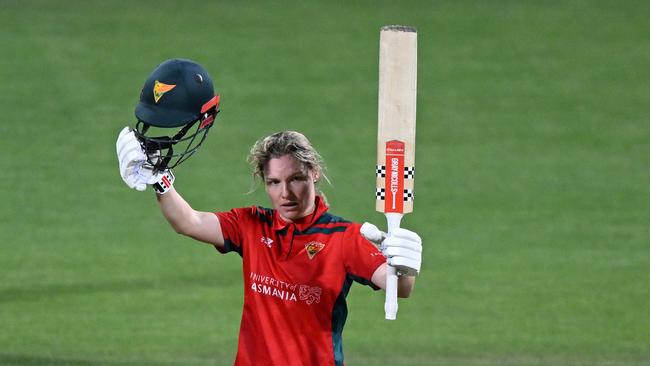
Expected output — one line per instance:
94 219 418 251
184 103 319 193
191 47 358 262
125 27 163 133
1 1 648 365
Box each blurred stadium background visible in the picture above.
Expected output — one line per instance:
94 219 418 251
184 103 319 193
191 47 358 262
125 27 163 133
1 1 648 365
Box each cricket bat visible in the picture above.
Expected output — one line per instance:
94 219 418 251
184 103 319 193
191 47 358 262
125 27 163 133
375 25 417 320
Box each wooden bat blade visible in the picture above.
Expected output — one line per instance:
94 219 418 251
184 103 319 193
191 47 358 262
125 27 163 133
376 25 417 215
374 25 418 320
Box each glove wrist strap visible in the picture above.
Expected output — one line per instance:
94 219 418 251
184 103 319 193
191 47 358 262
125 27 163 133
152 170 175 194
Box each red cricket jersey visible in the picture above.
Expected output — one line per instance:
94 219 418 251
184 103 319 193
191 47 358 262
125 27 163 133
215 196 386 366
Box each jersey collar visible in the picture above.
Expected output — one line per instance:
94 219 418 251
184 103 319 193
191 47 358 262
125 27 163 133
273 195 329 232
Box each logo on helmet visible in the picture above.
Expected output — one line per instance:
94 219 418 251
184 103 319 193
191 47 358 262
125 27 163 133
153 80 176 103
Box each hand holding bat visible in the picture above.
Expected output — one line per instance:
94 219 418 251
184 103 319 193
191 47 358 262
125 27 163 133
361 222 422 277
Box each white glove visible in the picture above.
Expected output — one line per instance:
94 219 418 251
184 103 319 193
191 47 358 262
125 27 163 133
361 222 422 277
116 126 174 194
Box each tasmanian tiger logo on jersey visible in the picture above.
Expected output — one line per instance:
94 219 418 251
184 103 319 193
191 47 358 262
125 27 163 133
305 241 325 259
299 285 322 305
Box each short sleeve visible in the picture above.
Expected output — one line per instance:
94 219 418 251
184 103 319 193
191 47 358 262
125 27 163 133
215 208 245 255
342 223 386 288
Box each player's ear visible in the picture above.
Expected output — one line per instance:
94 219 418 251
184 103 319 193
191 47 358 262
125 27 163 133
311 168 321 183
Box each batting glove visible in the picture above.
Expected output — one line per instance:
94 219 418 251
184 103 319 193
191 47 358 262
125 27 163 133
361 222 422 277
116 126 175 194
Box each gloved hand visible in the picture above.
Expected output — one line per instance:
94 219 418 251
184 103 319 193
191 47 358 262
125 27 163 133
361 222 422 277
116 126 175 194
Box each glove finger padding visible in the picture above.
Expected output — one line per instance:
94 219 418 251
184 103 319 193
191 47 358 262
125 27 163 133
383 228 422 277
387 228 422 248
116 126 131 149
383 246 421 260
118 136 146 165
382 235 422 253
117 128 139 156
389 257 421 277
117 126 156 190
117 126 131 140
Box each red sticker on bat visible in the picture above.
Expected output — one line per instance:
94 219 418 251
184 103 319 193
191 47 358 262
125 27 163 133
384 140 405 213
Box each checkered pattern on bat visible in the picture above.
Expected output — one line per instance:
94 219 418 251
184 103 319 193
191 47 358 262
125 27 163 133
376 165 386 178
376 165 415 179
404 166 415 179
376 188 415 201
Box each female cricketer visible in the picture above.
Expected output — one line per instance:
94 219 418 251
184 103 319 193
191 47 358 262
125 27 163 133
116 59 423 366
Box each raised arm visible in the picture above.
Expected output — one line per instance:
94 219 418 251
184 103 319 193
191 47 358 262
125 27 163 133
116 126 224 249
156 188 224 248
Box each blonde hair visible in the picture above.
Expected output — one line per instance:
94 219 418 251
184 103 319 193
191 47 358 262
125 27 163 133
247 131 330 197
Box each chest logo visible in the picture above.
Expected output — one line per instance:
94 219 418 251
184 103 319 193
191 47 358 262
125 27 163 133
261 236 274 248
305 241 325 259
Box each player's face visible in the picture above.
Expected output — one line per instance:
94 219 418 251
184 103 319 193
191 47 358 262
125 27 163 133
264 154 318 223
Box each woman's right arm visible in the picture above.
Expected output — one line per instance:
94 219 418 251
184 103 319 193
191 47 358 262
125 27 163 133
116 127 225 249
156 187 225 249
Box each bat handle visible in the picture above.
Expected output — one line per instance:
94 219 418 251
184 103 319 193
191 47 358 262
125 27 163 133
384 212 402 320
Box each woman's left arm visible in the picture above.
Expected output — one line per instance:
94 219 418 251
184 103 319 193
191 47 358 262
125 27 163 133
371 263 416 298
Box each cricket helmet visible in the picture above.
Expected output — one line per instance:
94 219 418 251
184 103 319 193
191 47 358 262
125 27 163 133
134 58 220 171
